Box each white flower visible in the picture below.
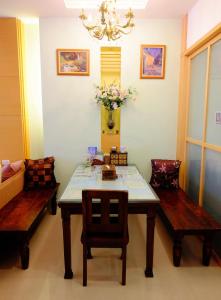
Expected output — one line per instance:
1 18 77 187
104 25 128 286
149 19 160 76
95 83 137 110
113 103 118 110
96 90 101 97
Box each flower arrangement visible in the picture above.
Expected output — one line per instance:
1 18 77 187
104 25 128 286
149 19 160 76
95 83 136 111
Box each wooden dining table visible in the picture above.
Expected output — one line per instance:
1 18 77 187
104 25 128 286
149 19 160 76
58 165 159 279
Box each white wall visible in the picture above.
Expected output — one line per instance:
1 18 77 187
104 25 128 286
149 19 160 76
187 0 221 48
121 19 181 180
39 17 181 190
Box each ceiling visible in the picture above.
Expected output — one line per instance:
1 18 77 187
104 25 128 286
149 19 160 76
0 0 198 19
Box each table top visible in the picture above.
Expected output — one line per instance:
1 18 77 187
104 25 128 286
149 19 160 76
59 165 159 204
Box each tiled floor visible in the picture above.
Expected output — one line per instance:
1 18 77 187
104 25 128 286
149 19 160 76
0 211 221 300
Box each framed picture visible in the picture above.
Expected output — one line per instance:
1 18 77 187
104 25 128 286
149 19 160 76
140 45 166 79
56 49 90 76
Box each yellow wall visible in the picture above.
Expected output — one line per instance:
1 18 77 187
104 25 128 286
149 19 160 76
100 47 121 153
22 21 43 159
0 18 28 161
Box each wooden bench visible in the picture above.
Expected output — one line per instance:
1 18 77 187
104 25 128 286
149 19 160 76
154 188 221 267
0 183 59 269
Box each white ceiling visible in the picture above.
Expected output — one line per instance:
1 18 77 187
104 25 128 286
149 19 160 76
0 0 198 19
64 0 150 9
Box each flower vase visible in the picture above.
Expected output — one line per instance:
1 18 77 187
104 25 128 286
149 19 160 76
107 110 115 129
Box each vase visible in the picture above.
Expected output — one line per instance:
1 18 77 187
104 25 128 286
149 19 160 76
107 110 115 129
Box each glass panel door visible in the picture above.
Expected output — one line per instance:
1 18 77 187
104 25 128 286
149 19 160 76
188 49 207 140
186 143 202 204
206 40 221 146
203 149 221 256
203 149 221 220
184 35 221 256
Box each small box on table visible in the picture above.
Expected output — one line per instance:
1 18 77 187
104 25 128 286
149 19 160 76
110 152 128 166
102 165 117 180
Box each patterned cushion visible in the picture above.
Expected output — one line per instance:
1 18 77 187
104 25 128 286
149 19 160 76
24 157 56 189
149 159 181 189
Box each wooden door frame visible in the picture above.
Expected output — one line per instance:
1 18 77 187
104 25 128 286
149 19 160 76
177 20 221 205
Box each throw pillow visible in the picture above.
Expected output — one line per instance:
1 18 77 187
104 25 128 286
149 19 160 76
1 160 23 182
2 164 16 182
10 160 23 172
24 156 56 189
149 159 181 189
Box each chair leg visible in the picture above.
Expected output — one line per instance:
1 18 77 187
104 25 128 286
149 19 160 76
83 244 87 286
121 246 127 286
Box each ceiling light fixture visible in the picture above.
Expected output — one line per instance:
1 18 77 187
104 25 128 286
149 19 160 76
79 0 135 41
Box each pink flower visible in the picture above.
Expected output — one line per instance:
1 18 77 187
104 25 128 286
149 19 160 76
171 179 178 187
159 164 167 173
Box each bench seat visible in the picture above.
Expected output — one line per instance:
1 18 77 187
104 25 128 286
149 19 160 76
0 183 59 269
155 188 221 266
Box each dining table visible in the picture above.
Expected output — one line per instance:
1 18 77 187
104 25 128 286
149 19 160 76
58 164 159 279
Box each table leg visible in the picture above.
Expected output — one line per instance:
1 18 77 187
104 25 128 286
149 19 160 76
61 208 73 279
87 247 93 259
145 206 157 277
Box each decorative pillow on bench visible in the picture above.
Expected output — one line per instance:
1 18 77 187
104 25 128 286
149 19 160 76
149 159 181 189
24 156 56 190
1 160 23 182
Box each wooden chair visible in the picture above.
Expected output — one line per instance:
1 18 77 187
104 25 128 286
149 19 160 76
81 189 129 286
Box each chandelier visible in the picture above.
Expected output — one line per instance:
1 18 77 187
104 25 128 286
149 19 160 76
79 0 135 41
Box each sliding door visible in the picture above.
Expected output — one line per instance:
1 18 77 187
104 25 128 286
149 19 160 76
185 34 221 255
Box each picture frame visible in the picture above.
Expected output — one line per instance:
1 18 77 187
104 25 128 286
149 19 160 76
140 45 166 79
56 49 90 76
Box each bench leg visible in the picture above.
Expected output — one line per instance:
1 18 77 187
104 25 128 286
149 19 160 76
173 233 183 267
202 233 213 266
50 193 57 215
20 241 30 269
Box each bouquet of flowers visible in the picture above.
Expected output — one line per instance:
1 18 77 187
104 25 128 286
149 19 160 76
95 83 136 111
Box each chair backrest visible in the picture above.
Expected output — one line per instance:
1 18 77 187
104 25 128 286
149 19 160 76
82 189 128 237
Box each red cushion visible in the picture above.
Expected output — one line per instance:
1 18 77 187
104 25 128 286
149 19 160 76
149 159 181 189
